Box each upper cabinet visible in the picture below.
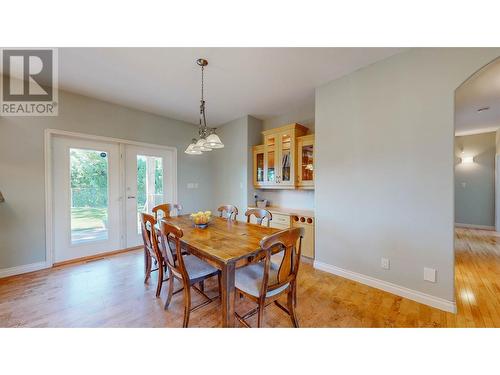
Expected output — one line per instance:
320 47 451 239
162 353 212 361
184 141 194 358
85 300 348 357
297 134 314 189
253 144 265 187
253 123 312 190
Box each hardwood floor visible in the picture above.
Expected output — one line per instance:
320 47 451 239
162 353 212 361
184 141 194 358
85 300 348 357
0 228 498 327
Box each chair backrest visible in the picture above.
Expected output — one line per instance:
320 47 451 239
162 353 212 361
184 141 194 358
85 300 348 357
245 208 272 227
158 220 188 281
140 212 161 261
217 205 238 221
172 203 183 215
258 227 304 298
152 203 171 221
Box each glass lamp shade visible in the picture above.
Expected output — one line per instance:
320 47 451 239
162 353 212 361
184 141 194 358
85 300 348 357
185 143 202 155
192 138 212 152
205 133 224 148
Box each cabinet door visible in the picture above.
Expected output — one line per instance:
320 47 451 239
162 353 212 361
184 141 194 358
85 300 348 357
264 134 276 185
298 138 314 188
278 131 294 186
253 146 264 187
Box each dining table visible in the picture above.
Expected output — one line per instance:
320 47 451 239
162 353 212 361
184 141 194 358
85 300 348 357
161 214 280 327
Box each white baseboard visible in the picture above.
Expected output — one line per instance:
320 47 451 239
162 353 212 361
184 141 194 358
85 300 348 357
455 223 495 230
0 261 50 279
313 261 457 313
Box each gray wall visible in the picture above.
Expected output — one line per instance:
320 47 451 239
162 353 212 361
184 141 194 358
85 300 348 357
262 99 315 131
210 116 248 219
0 87 213 269
247 116 263 207
455 132 496 227
315 48 500 302
210 115 263 220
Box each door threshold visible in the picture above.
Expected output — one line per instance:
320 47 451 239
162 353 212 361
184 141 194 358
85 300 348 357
53 246 142 268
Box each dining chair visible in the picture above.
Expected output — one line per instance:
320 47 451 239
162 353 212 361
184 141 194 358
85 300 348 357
172 203 183 215
217 205 238 221
245 208 272 227
234 227 304 328
140 212 167 297
159 220 221 328
152 203 171 221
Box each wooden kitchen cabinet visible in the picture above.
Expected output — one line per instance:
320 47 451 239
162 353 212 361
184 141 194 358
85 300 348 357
252 144 265 187
292 215 315 259
254 123 308 189
247 206 315 259
297 134 314 189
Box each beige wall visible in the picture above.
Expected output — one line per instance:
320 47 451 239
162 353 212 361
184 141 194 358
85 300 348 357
315 48 500 304
0 87 213 270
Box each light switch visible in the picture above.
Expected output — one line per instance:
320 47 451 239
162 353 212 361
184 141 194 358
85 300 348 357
461 182 466 188
424 267 436 283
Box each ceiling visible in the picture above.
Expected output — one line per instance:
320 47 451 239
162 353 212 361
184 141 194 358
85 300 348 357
35 48 405 126
455 57 500 135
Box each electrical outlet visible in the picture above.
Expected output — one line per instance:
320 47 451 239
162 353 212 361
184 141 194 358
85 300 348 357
381 257 390 270
424 267 436 282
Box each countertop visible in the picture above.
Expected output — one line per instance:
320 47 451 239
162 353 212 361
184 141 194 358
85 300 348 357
248 205 314 218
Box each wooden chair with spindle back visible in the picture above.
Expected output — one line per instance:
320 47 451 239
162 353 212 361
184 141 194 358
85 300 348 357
159 220 222 328
152 203 171 222
217 205 238 221
245 208 272 227
140 212 167 297
234 227 304 328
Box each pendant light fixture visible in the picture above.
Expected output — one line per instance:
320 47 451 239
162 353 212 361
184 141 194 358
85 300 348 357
185 58 224 155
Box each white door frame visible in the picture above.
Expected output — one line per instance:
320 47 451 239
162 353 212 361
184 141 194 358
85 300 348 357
45 128 177 267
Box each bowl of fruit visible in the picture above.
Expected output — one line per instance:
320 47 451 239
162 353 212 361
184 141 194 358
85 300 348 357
190 211 212 229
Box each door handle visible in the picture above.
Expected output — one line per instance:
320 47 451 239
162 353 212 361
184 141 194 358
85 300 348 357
127 195 136 199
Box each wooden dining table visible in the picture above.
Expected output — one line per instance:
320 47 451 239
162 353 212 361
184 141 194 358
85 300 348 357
162 215 280 327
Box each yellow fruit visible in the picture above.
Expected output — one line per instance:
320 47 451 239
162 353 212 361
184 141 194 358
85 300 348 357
204 211 211 216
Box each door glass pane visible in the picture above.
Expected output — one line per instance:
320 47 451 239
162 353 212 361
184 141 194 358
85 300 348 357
301 144 314 181
70 148 109 244
136 155 164 233
281 134 291 182
256 152 264 182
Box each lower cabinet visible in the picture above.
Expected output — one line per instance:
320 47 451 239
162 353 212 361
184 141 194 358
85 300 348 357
291 216 314 259
249 209 314 259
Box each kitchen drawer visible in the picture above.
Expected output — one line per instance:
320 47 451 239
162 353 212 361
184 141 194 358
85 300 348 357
272 213 291 227
270 221 290 230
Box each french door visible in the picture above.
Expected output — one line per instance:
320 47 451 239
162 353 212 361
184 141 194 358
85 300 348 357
125 145 175 247
53 136 121 263
51 133 176 263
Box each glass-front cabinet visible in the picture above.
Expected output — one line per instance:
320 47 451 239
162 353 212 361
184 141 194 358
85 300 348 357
253 144 265 187
297 134 314 189
253 123 310 189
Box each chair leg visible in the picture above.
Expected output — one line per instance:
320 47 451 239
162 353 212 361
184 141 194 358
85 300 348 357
217 273 222 298
199 280 204 292
257 302 265 328
293 284 297 307
164 274 174 310
144 251 151 283
182 283 192 328
288 288 299 328
155 262 163 298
